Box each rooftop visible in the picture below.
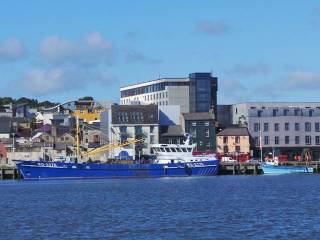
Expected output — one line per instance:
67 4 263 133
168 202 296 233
120 77 189 90
161 125 184 137
112 105 158 124
217 127 249 136
182 112 215 121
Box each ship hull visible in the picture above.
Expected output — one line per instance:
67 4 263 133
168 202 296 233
261 164 313 174
15 160 219 180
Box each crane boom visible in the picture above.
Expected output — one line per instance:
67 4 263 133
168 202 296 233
82 138 144 157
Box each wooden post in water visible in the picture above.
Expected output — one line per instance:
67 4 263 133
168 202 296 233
0 167 3 180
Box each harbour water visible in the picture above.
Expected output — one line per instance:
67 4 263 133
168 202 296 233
1 175 320 239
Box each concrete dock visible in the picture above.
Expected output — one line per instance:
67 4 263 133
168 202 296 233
0 166 20 180
219 162 263 175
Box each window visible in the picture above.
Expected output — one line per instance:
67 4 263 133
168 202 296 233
120 126 127 133
205 121 209 126
170 147 176 152
295 123 300 131
275 136 279 145
150 126 154 134
150 135 155 144
254 123 260 132
235 136 240 144
264 136 269 145
235 146 241 153
274 123 279 132
273 109 278 116
294 109 300 116
264 123 268 132
205 128 209 137
254 137 259 146
295 136 299 144
285 122 289 131
305 122 311 132
316 136 320 145
283 109 289 116
120 135 127 143
223 146 228 153
305 135 311 145
309 110 313 117
316 123 320 132
285 136 289 144
223 137 228 144
135 126 142 135
206 143 210 150
192 122 196 127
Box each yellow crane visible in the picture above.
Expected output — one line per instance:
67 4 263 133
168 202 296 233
81 138 144 158
74 113 144 158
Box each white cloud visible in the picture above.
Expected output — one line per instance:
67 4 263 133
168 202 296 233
283 70 320 90
125 49 162 65
11 67 117 96
0 38 26 62
196 20 231 35
39 36 75 64
39 32 115 66
225 62 271 77
219 79 249 103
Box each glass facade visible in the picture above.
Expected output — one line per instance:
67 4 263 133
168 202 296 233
189 73 218 114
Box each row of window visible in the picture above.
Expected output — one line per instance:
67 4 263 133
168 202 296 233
254 122 320 132
191 121 210 127
223 146 241 153
190 128 210 138
254 135 320 145
121 82 188 97
222 136 241 144
118 126 155 134
255 108 315 117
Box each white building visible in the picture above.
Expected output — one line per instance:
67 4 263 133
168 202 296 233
120 78 190 112
109 105 159 159
120 72 218 114
228 102 320 160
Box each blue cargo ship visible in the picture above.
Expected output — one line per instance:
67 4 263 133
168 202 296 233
14 137 219 180
15 159 219 179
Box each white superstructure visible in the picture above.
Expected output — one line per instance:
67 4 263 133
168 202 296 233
151 136 216 164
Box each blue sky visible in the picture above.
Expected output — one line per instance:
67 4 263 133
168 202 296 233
1 0 320 104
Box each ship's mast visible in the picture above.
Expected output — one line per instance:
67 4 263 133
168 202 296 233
76 115 80 158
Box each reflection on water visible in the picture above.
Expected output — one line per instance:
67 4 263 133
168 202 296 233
1 174 320 239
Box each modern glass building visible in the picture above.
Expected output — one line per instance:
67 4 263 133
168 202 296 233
120 72 218 114
189 72 218 115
